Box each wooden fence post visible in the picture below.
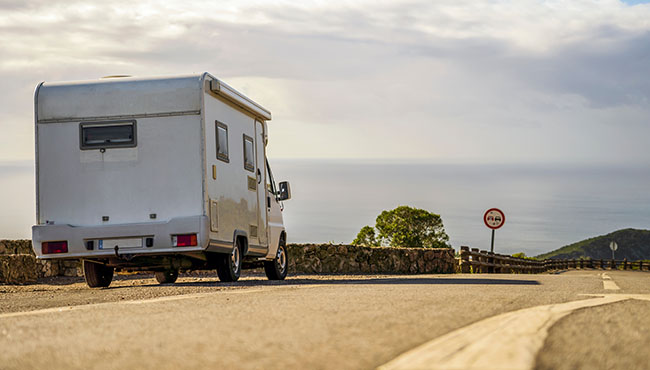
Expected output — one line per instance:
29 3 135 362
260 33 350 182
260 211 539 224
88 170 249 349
499 254 505 273
623 258 628 270
479 250 485 273
471 248 480 273
487 252 496 274
460 246 471 273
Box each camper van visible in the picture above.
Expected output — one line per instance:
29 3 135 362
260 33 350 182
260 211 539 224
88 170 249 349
32 73 291 288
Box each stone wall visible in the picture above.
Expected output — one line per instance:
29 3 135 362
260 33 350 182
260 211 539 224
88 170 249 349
0 240 456 284
288 244 456 274
0 254 38 284
0 239 33 255
0 240 82 284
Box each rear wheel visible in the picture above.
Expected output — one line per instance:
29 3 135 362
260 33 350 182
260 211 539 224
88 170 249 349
265 238 288 280
155 269 179 284
83 260 114 288
216 240 242 282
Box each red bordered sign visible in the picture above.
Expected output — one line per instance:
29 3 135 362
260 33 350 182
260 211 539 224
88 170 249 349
484 208 505 229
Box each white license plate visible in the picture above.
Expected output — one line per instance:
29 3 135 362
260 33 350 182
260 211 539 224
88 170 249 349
98 238 143 250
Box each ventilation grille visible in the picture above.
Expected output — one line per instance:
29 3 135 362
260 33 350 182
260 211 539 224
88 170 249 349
210 199 218 232
247 176 257 191
250 225 258 238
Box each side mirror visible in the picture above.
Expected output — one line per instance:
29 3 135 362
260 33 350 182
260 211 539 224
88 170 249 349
278 181 291 201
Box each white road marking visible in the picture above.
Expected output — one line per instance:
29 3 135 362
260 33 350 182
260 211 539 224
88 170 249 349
601 273 620 290
0 288 267 319
379 294 650 370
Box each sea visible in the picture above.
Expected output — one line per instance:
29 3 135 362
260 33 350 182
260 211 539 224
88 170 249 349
2 159 649 257
270 159 650 257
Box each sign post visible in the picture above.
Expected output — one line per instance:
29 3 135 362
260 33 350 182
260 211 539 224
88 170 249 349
484 208 505 253
609 241 618 260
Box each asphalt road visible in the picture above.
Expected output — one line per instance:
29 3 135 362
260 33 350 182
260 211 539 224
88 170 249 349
0 270 648 370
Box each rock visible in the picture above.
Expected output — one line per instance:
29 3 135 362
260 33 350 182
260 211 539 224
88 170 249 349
0 254 38 284
0 240 34 255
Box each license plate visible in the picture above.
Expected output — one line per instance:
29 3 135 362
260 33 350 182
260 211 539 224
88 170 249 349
98 238 143 250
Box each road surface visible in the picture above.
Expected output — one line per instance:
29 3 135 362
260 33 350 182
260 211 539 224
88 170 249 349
0 270 648 369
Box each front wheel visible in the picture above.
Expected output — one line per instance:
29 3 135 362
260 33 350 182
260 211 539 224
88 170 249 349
83 260 114 288
216 240 242 282
265 239 288 280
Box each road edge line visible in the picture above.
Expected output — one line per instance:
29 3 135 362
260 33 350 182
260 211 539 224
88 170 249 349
377 295 630 370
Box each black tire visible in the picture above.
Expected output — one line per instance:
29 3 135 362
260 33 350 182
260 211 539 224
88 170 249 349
216 240 242 282
265 238 288 280
155 269 179 284
83 260 114 288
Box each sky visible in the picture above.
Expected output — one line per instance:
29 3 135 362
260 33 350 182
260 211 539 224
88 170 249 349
1 0 649 244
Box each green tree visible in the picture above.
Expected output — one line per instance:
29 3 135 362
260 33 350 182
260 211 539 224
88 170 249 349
352 225 378 246
512 252 537 261
352 206 451 248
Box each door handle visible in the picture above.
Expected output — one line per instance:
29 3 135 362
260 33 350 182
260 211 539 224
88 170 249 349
257 169 262 184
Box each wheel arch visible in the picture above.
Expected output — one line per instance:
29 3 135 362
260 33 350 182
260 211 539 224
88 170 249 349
233 229 248 255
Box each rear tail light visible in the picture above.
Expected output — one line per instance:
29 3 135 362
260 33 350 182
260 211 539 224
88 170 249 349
42 241 68 254
172 234 197 247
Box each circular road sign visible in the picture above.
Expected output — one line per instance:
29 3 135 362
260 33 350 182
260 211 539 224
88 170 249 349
484 208 505 229
610 242 618 251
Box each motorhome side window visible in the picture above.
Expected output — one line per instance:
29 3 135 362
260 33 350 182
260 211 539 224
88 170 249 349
243 135 254 172
80 121 136 149
216 121 229 162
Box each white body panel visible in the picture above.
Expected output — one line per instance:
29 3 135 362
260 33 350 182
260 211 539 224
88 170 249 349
37 115 203 226
33 73 285 261
37 75 202 122
203 89 265 253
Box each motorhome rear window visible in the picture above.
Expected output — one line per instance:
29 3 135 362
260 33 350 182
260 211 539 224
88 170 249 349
80 121 136 149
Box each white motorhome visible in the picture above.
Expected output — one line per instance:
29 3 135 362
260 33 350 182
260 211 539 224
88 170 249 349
32 73 291 287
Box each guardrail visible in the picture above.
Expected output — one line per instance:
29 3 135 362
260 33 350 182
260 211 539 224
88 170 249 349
550 258 648 271
458 246 649 274
458 246 545 273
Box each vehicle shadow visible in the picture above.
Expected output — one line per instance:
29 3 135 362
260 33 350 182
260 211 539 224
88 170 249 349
266 276 540 286
143 275 542 288
33 274 541 289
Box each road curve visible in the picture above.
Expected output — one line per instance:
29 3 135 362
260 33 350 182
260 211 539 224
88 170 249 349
0 270 648 370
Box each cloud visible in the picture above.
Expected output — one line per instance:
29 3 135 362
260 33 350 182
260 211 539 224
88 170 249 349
0 0 649 163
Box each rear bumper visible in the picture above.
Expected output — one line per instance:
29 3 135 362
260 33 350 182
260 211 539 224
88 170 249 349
32 215 209 259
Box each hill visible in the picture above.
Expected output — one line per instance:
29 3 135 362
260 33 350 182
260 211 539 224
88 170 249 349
536 228 650 260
